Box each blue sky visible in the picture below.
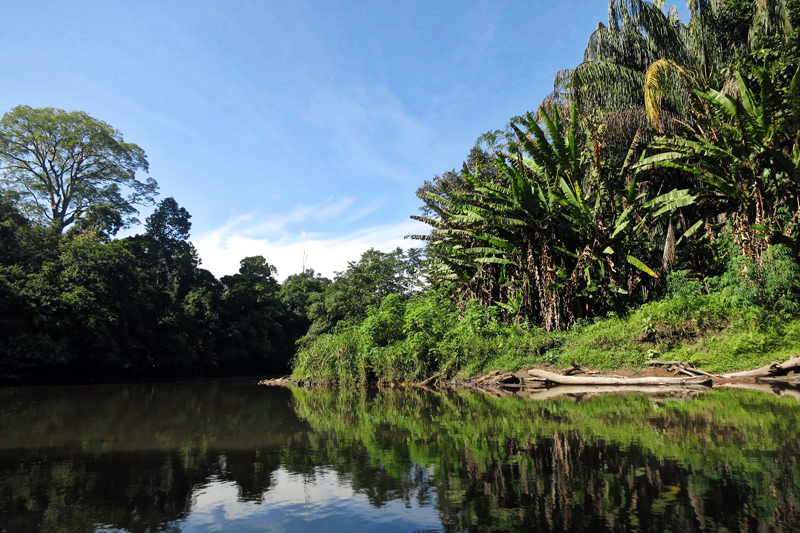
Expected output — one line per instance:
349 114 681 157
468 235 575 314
0 1 689 280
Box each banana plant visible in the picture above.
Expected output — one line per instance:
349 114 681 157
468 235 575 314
413 104 695 330
636 66 800 258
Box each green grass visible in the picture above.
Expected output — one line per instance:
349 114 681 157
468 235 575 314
550 295 800 373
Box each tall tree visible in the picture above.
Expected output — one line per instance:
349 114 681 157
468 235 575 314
0 106 157 233
217 256 295 373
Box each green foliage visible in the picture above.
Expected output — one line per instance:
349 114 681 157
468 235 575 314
279 268 330 322
0 105 157 233
302 247 424 344
0 192 303 381
291 327 366 385
415 105 690 331
638 65 800 261
144 196 191 243
361 293 406 348
293 241 800 384
705 243 800 316
216 256 296 373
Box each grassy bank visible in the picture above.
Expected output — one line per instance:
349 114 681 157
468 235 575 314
291 246 800 384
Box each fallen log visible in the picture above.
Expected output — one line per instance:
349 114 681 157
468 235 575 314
759 375 800 384
527 369 711 386
258 376 292 386
562 363 602 376
721 356 800 379
418 375 438 387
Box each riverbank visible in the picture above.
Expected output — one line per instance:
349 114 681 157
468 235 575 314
287 288 800 387
262 355 800 392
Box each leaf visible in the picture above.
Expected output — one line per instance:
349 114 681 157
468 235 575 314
644 58 692 125
611 206 633 239
627 255 659 278
645 188 696 217
553 246 579 259
676 219 703 245
474 256 518 266
751 223 779 234
463 246 509 256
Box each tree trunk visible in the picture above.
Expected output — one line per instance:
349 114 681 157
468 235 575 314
528 238 574 331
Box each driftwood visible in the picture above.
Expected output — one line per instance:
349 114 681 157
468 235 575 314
646 359 718 378
721 356 800 379
759 375 800 384
562 363 604 376
418 375 438 387
528 369 712 386
258 376 292 386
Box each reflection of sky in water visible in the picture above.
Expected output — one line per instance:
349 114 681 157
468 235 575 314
181 466 443 532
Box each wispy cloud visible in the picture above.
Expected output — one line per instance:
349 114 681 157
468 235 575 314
304 84 443 183
219 196 357 238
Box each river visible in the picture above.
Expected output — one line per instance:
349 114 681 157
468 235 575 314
1 378 798 531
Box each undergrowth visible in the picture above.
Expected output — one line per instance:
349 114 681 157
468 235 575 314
291 245 800 384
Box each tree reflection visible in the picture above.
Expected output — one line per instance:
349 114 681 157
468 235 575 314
291 387 800 532
0 381 799 531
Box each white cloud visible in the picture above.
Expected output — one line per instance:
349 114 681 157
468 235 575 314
194 213 428 281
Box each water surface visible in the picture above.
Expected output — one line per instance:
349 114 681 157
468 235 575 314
1 379 798 531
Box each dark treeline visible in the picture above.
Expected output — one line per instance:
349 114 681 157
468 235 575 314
0 193 297 381
0 187 426 382
0 104 422 382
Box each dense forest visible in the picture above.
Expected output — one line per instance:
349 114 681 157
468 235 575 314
2 0 800 384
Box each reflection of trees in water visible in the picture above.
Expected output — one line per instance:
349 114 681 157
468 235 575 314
276 425 436 509
292 387 800 532
436 434 742 531
0 451 195 533
0 381 302 532
1 382 799 531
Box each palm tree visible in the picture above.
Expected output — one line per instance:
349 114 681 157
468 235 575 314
547 0 794 131
544 0 705 128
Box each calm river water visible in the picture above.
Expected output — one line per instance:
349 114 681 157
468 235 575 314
1 378 799 532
